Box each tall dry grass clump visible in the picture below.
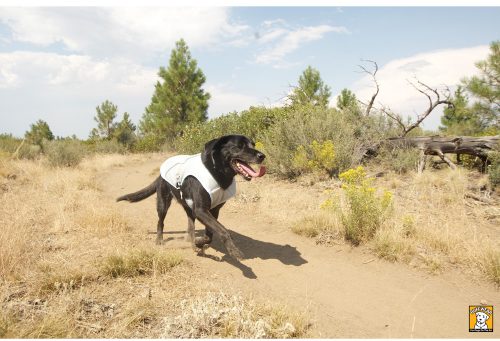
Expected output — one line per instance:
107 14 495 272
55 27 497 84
100 250 183 278
163 291 309 338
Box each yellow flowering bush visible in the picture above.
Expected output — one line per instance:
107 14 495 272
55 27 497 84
324 166 393 245
292 140 336 175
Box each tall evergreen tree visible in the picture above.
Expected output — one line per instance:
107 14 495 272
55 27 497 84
462 40 499 132
114 112 137 148
91 100 118 140
289 66 331 108
439 86 480 135
25 119 54 146
336 88 361 116
140 39 210 141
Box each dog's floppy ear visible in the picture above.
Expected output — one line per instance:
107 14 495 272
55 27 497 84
201 137 220 166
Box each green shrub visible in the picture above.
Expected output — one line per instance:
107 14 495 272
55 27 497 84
173 106 286 154
133 134 167 153
0 134 22 155
44 139 86 167
91 139 127 154
17 143 42 160
380 147 420 174
487 151 500 188
292 140 336 176
335 166 393 245
259 105 388 178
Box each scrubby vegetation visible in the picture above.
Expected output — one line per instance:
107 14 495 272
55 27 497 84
1 38 499 338
0 154 310 338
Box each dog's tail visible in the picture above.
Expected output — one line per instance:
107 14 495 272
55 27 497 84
116 177 159 203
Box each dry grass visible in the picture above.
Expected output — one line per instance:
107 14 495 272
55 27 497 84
291 211 341 240
163 291 309 338
100 250 183 278
0 153 309 338
244 166 499 285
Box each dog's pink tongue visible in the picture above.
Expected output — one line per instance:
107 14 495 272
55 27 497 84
240 163 266 177
256 165 266 177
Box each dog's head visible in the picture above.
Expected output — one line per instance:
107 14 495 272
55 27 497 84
202 135 266 181
476 312 489 324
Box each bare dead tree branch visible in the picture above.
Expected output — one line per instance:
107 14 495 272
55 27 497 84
382 78 454 137
358 59 379 116
402 79 453 136
380 106 407 132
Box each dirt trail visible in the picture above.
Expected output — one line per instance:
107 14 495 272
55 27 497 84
99 154 499 338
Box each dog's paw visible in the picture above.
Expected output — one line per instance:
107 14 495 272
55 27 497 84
194 236 211 248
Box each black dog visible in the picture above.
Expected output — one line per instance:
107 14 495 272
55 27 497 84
117 135 266 260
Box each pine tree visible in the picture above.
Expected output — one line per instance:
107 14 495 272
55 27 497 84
439 86 480 135
462 40 499 133
114 112 137 148
25 119 54 146
91 100 118 140
289 66 331 108
140 39 210 141
336 88 361 116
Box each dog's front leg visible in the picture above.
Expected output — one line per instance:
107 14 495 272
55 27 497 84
194 208 244 260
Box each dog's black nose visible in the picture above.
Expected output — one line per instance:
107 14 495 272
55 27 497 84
257 152 266 161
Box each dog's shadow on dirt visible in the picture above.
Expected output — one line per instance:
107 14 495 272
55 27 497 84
198 230 308 279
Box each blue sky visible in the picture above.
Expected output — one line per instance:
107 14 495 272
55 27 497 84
0 6 499 138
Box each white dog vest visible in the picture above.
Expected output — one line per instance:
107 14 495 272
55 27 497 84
160 153 236 209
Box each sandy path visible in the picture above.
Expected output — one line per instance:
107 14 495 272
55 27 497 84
99 154 499 338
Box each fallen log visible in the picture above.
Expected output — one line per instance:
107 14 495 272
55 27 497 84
386 135 500 172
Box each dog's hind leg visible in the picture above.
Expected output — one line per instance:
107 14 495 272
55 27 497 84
156 181 173 245
183 208 196 245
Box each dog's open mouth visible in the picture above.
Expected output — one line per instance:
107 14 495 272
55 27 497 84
231 159 266 180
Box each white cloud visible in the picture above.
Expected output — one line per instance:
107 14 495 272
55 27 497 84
0 7 246 60
206 84 260 118
254 23 349 67
0 51 261 137
352 45 489 130
0 51 157 138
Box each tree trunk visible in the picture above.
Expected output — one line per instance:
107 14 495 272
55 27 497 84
386 135 500 172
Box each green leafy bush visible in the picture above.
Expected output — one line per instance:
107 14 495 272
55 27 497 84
132 134 166 153
173 106 286 154
17 143 42 160
0 134 22 155
487 151 500 188
44 139 87 167
382 147 420 174
90 139 127 154
260 105 387 178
